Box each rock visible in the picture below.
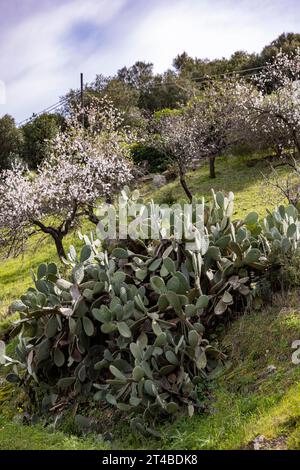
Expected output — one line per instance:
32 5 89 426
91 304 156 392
253 435 266 450
152 174 167 189
163 166 177 182
279 307 293 315
277 354 287 362
260 364 277 379
251 434 287 450
137 174 153 183
266 364 277 374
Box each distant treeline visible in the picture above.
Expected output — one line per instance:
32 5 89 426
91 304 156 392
1 32 300 170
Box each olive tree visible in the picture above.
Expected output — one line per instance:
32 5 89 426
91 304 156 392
21 113 64 169
0 115 23 170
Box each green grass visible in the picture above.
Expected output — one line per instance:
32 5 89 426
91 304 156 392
0 222 93 318
0 241 58 317
0 416 109 450
148 153 290 218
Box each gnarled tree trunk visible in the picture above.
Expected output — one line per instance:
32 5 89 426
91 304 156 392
32 219 67 260
178 166 193 203
209 155 216 179
51 231 66 260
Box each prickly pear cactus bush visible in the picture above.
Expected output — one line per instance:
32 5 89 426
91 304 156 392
7 237 225 424
261 204 300 253
5 190 300 429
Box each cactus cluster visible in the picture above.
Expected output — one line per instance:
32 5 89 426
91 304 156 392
5 190 300 429
261 204 300 254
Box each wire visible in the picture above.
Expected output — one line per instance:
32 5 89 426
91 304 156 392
190 64 265 81
17 65 266 126
136 67 263 93
17 91 82 126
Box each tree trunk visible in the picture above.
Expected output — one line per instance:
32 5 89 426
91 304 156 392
275 144 283 159
209 155 216 179
51 232 66 260
294 135 300 157
179 168 193 203
32 219 67 260
87 205 99 225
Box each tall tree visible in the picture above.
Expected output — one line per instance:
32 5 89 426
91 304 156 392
22 113 64 169
138 70 197 112
0 115 23 170
242 49 300 158
151 109 198 202
117 61 154 90
261 33 300 63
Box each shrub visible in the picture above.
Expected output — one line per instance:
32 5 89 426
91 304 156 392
266 248 300 292
130 143 171 173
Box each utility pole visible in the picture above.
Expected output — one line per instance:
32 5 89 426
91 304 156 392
80 72 84 127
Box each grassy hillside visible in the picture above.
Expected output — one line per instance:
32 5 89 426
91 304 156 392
1 152 299 450
0 152 288 317
1 291 299 450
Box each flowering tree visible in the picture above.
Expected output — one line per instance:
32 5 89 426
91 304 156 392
235 50 300 205
0 99 133 259
187 78 248 179
243 49 300 158
152 109 198 202
262 157 300 207
153 79 245 196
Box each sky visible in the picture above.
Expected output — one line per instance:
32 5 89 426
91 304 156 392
0 0 299 122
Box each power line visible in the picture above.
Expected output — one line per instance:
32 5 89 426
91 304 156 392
136 67 264 93
17 91 81 126
17 64 266 126
191 64 265 81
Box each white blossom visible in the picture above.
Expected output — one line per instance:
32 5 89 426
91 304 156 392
0 98 133 258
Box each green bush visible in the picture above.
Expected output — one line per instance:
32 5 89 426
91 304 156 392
267 247 300 290
130 143 171 173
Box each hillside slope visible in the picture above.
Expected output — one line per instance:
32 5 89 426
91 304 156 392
1 292 299 449
0 152 289 316
1 152 299 450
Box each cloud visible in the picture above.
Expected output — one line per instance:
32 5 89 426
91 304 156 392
0 0 299 122
114 0 300 71
0 0 127 122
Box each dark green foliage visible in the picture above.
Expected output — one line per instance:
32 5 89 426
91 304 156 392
130 143 170 173
0 115 23 170
57 33 300 132
21 113 64 169
261 33 300 64
265 241 300 291
173 50 259 79
279 249 300 288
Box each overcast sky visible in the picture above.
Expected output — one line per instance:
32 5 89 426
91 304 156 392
0 0 299 122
